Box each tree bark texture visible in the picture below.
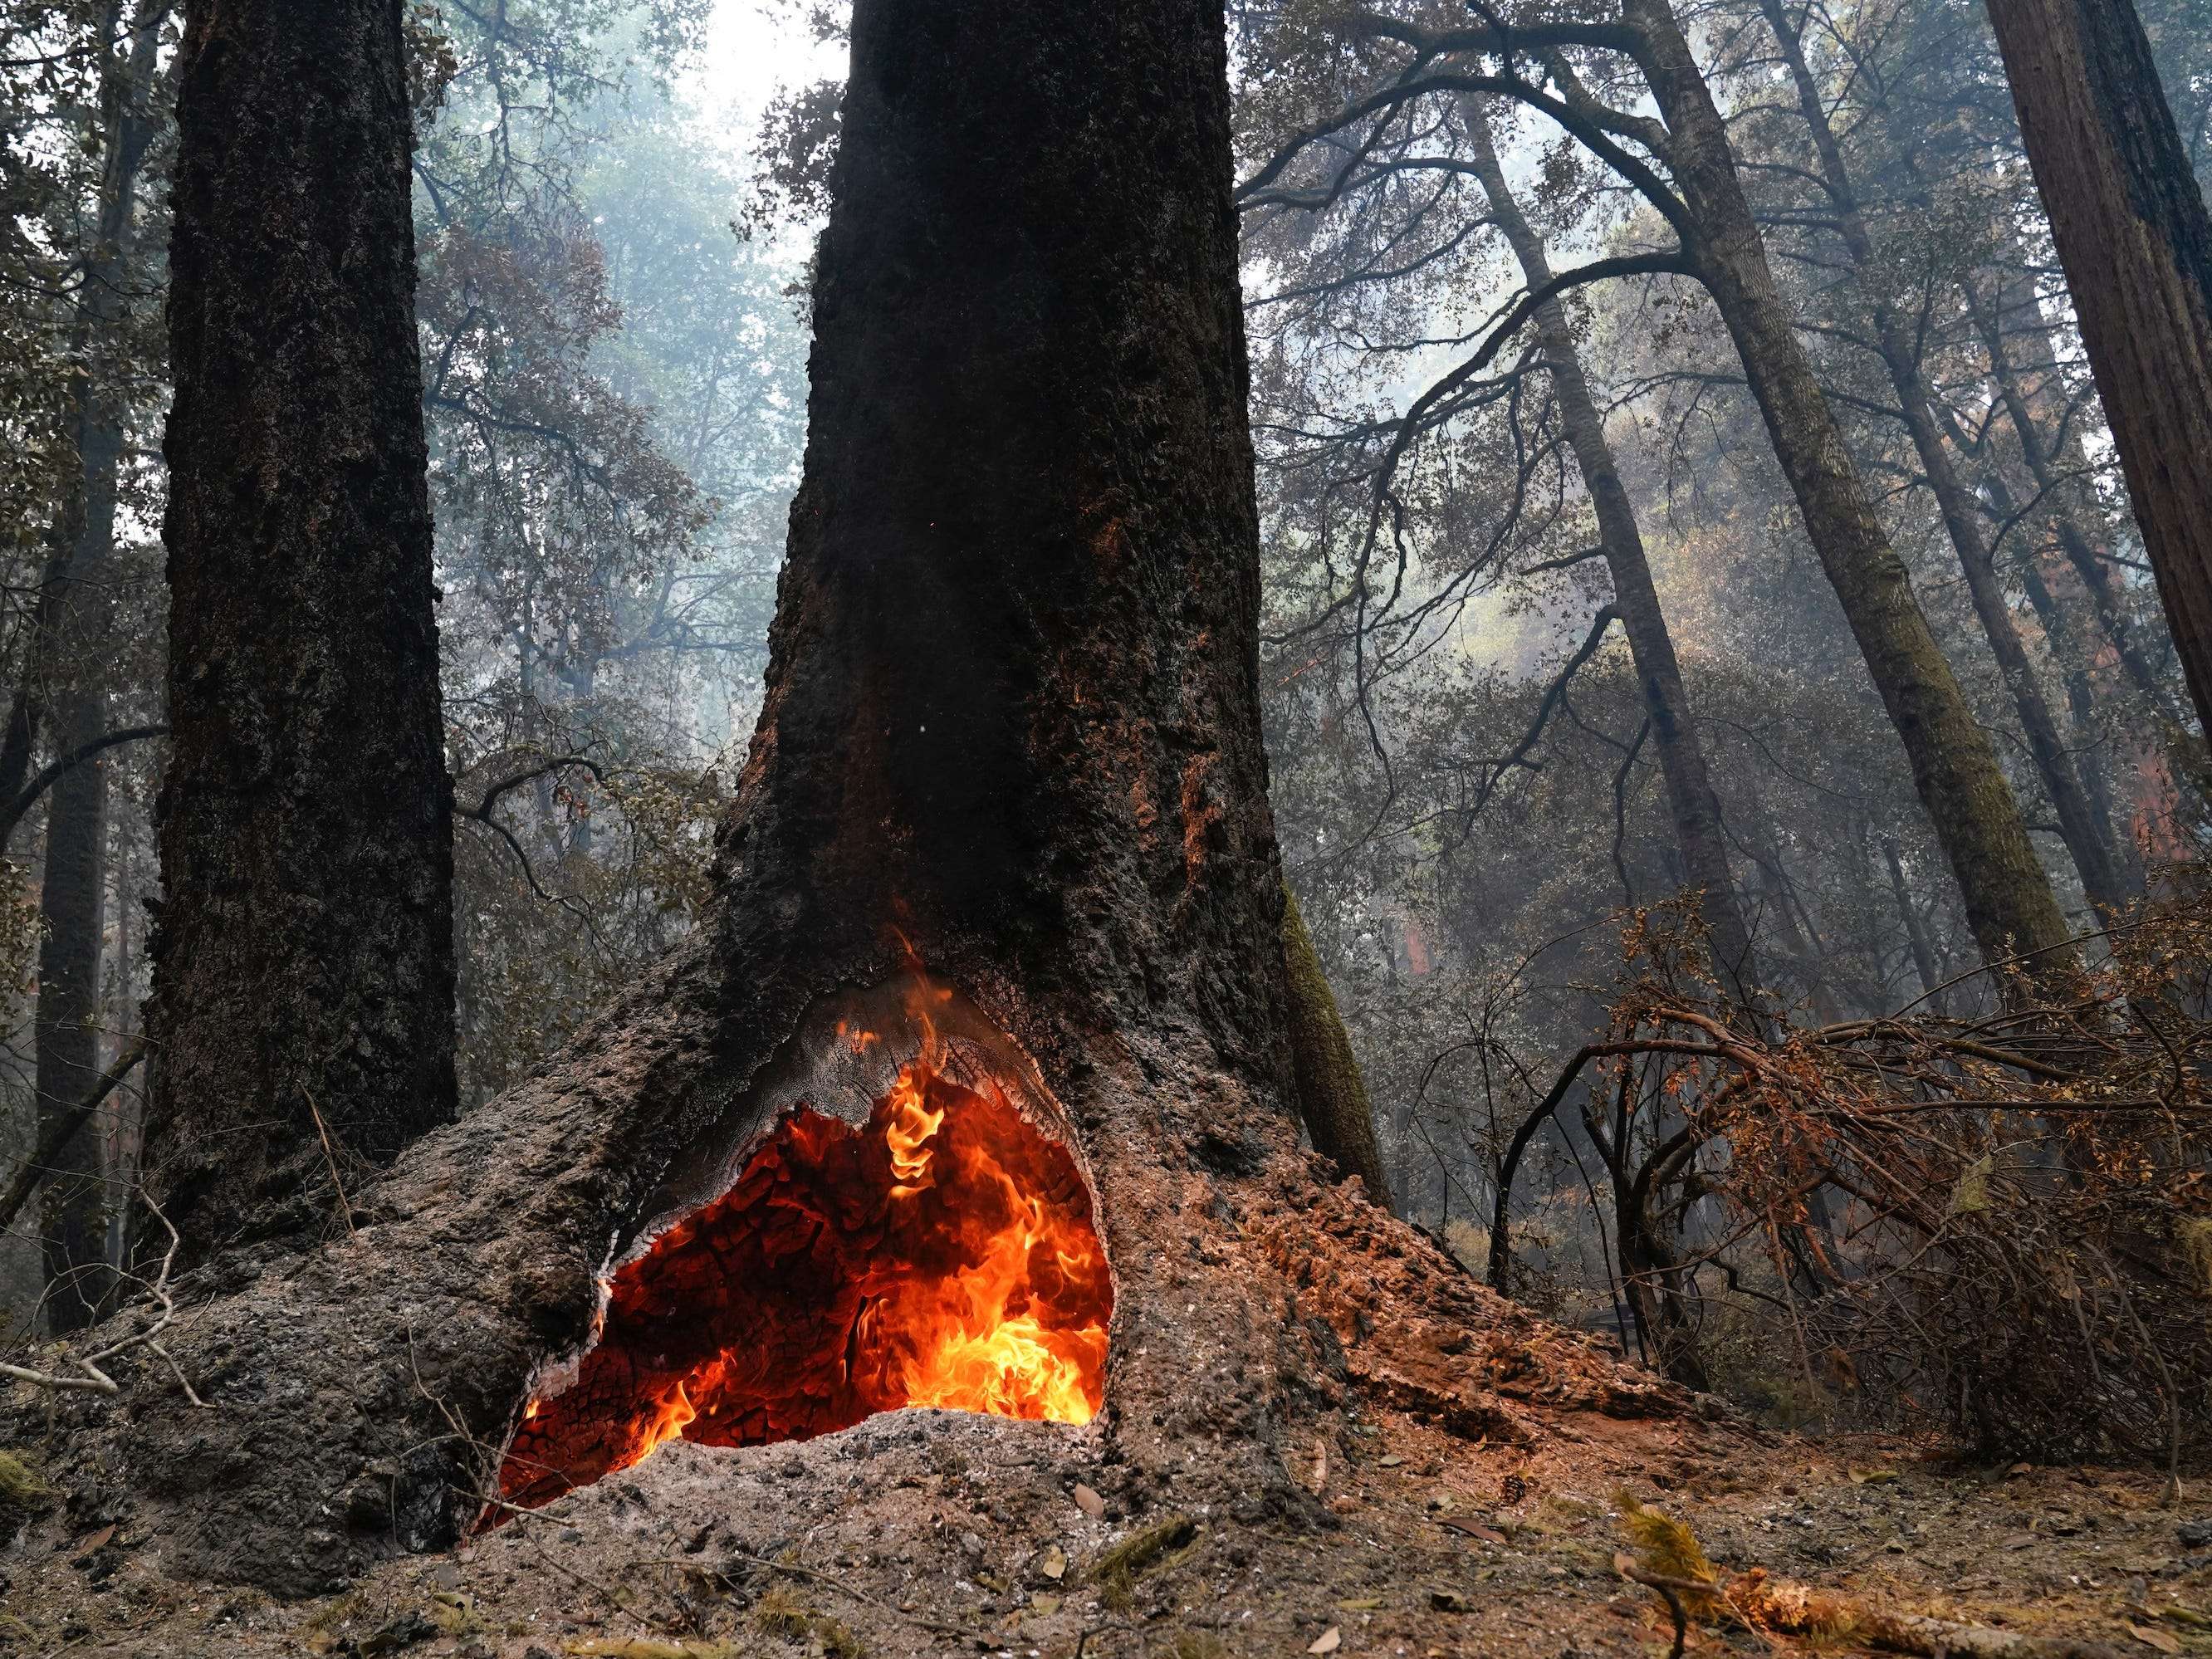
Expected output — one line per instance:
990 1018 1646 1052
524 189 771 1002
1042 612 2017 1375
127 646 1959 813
1627 0 2075 977
1984 0 2212 740
1464 98 1758 984
38 0 1670 1593
146 0 457 1260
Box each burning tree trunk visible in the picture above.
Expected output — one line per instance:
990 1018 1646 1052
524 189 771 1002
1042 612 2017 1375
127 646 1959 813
42 0 1666 1594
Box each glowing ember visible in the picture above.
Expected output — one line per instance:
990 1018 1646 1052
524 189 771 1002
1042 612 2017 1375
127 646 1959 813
497 1025 1110 1510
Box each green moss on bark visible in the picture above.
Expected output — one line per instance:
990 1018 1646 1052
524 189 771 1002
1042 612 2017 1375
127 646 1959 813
1280 884 1392 1211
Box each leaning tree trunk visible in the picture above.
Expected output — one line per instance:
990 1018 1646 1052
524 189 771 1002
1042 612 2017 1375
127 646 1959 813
1626 0 2077 981
145 0 457 1260
1754 0 2135 916
1280 884 1395 1208
1983 0 2212 739
1464 98 1758 986
40 0 1666 1595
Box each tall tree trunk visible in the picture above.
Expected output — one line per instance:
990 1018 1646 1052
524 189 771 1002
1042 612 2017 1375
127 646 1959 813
1983 0 2212 737
1463 99 1759 986
1753 0 2135 916
34 659 111 1334
29 0 171 1329
36 405 128 1331
79 0 1656 1594
147 0 457 1260
1626 0 2076 980
0 0 169 828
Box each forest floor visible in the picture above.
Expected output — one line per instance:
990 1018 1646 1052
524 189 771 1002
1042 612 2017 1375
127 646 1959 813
5 1391 2209 1659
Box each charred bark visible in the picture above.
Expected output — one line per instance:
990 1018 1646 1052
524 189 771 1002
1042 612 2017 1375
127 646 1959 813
1983 0 2212 739
40 0 1666 1594
1626 0 2076 979
145 0 457 1260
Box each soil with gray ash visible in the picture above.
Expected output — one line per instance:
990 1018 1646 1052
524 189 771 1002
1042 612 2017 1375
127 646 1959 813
7 1378 2209 1658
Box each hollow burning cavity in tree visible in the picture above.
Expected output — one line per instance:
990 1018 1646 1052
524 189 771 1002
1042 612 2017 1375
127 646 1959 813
495 980 1113 1512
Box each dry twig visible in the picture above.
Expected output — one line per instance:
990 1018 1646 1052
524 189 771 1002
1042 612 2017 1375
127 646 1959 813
0 1193 209 1407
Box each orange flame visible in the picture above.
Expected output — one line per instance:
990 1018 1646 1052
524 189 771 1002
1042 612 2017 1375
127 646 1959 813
497 996 1109 1510
638 1379 698 1456
886 1065 948 1189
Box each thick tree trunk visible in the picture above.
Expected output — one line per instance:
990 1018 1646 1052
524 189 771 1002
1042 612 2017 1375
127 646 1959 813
1463 100 1759 986
1627 0 2076 980
46 0 1665 1593
1983 0 2212 738
145 0 457 1260
1759 0 2136 915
